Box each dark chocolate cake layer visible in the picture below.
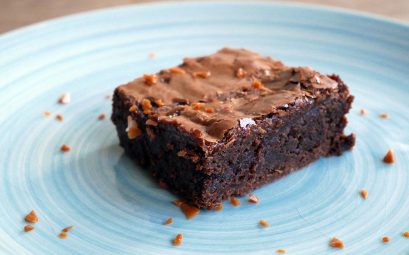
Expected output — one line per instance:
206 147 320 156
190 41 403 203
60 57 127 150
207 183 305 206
111 48 355 209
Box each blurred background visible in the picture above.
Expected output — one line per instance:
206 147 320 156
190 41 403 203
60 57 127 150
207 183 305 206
1 0 408 33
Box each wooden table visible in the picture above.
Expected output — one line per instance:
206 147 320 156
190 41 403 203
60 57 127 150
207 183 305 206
1 0 408 33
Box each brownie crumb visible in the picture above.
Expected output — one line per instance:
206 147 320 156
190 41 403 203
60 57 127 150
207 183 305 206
172 233 183 246
173 199 185 207
276 249 286 253
159 180 168 189
379 113 389 119
43 111 51 117
58 232 68 239
359 108 368 115
143 74 157 86
62 226 73 233
60 144 71 152
192 71 211 79
248 194 259 203
382 236 390 243
403 231 409 238
25 210 38 223
259 219 269 227
98 113 106 120
329 237 344 249
58 93 71 104
55 114 64 121
155 99 164 107
142 99 153 114
24 225 34 232
163 218 173 225
230 197 240 206
360 189 368 200
383 149 395 164
235 68 247 79
129 105 137 112
214 203 223 211
169 67 186 74
252 79 263 89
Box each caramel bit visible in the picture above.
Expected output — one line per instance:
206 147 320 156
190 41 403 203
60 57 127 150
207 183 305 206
205 107 215 113
58 232 68 239
142 99 153 114
172 233 183 246
259 219 269 227
25 210 38 223
382 236 390 243
62 226 73 233
43 111 51 117
163 217 173 225
235 67 247 79
329 237 344 249
192 103 205 110
128 127 142 139
230 197 241 206
169 67 186 74
248 193 259 204
129 104 137 112
60 144 71 152
359 108 368 115
24 225 34 232
143 74 158 86
276 249 286 254
360 189 368 200
180 203 200 220
58 92 70 104
214 203 223 211
98 113 105 120
192 71 211 78
155 99 164 107
55 114 64 121
252 79 263 89
403 231 409 238
383 149 395 164
379 113 389 119
146 119 158 126
177 150 187 157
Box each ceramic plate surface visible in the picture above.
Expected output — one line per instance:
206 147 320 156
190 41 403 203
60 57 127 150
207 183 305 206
0 2 409 254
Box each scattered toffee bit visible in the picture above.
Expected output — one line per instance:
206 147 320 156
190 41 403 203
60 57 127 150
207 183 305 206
146 119 158 126
25 210 38 223
235 67 247 79
192 71 211 79
55 114 64 122
252 79 263 89
163 218 173 225
180 203 200 220
379 113 389 119
192 103 205 110
382 236 390 243
143 74 158 86
58 93 71 104
205 107 215 113
60 144 71 152
62 226 73 233
383 149 395 164
129 104 137 112
142 99 153 114
98 113 106 120
276 249 286 254
214 203 223 211
360 189 368 200
172 233 183 246
127 116 142 139
230 197 241 206
58 232 68 239
24 225 34 232
248 193 259 204
329 237 344 249
403 231 409 238
359 108 368 115
169 67 186 74
43 111 51 117
155 99 164 107
259 219 269 227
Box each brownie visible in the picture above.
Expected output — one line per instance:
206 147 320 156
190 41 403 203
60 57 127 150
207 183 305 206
111 48 355 209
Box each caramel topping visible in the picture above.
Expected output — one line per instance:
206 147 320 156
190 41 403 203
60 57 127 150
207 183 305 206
235 67 247 78
192 103 205 110
58 232 68 239
24 225 34 232
169 67 186 74
60 144 71 152
360 189 368 200
180 203 200 220
252 78 263 89
163 217 173 225
276 249 286 253
382 236 390 243
155 99 164 107
143 74 157 86
192 71 211 78
62 226 73 233
128 127 142 139
383 149 395 164
403 231 409 238
142 99 152 114
329 237 344 249
205 107 215 113
173 233 183 246
43 111 51 117
230 197 240 206
259 219 269 227
248 193 259 203
214 203 223 211
25 210 38 223
129 104 137 112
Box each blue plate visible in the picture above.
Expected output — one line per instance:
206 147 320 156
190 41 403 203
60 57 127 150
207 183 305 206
0 2 408 254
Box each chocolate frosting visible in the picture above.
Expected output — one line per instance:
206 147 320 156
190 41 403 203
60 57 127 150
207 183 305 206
118 48 339 142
